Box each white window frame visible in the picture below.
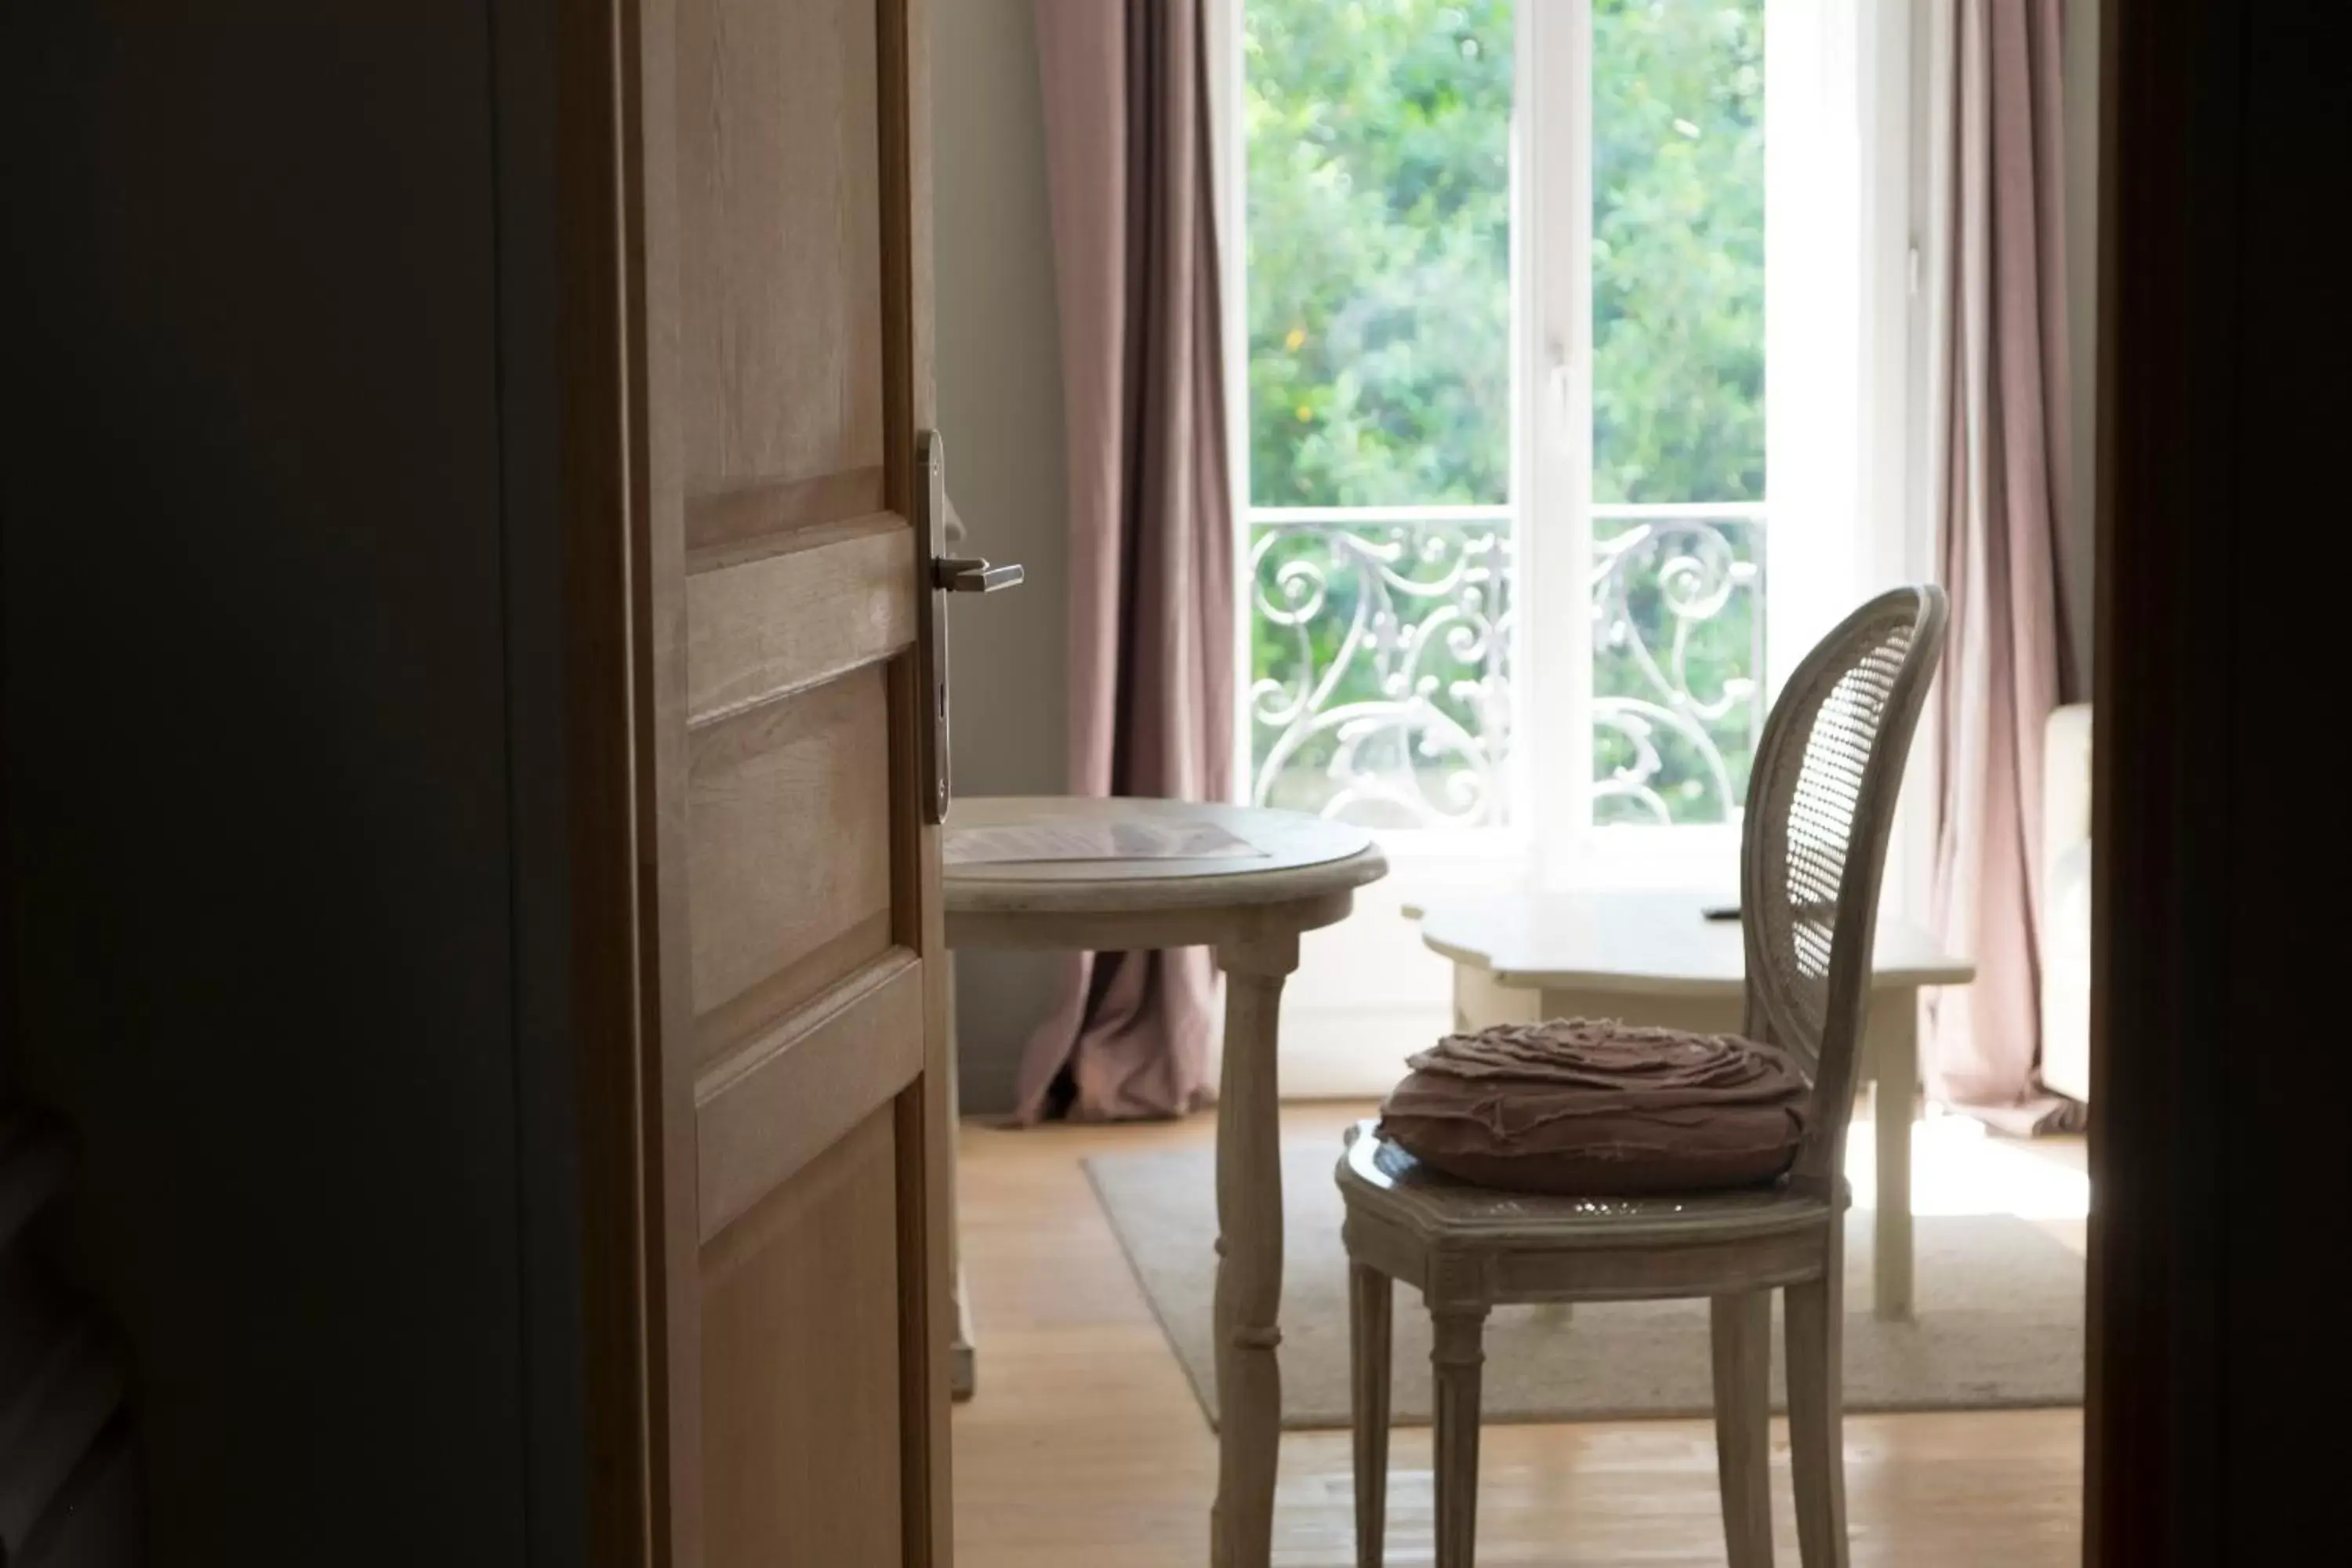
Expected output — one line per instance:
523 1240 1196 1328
1217 0 1933 1094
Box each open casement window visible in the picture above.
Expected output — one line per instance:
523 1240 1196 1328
1218 0 1926 1091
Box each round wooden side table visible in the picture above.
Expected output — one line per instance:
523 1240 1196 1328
946 797 1387 1568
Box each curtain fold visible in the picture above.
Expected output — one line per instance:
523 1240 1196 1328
1018 0 1236 1121
1927 0 2084 1132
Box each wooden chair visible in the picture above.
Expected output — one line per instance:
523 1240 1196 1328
1337 585 1948 1568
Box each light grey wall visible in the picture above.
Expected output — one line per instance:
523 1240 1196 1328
935 0 1073 1116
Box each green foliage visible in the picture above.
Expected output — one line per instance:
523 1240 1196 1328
1244 0 1516 508
1588 0 1767 822
1592 0 1766 505
1244 0 1767 824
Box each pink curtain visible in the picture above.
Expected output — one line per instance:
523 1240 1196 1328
1017 0 1236 1121
1927 0 2084 1132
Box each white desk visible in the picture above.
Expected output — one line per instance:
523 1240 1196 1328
946 797 1387 1568
1407 891 1973 1322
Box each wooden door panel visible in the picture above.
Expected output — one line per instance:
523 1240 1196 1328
701 1106 904 1566
695 951 923 1242
668 0 944 1555
687 662 897 1058
684 518 916 724
580 0 942 1555
677 0 886 514
688 470 892 555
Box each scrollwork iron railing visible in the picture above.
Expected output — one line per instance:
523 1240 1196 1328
1248 507 1514 830
1246 503 1764 830
1590 503 1766 826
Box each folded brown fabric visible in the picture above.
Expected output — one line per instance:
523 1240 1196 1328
1377 1018 1813 1196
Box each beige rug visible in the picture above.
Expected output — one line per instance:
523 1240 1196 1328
1085 1144 2084 1431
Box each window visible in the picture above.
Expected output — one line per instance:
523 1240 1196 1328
1240 1 1518 832
1584 0 1766 829
1233 0 1891 884
1221 0 1917 1092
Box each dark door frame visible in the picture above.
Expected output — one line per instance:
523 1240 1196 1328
2089 2 2352 1560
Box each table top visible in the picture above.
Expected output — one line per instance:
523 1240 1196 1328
1407 889 1973 994
942 797 1385 916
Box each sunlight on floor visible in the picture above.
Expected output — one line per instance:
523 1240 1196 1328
1846 1104 2089 1221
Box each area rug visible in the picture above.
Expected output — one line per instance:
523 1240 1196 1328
1084 1145 2083 1430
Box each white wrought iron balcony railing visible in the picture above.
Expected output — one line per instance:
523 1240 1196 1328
1247 501 1766 833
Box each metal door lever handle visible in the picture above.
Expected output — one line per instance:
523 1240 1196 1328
935 557 1025 593
916 430 1026 822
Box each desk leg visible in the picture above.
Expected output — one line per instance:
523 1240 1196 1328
1210 931 1298 1568
1870 991 1917 1322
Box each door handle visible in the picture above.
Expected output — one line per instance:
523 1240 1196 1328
935 557 1025 593
915 430 1024 823
1545 332 1577 446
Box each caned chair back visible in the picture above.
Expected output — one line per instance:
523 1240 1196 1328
1739 585 1947 1192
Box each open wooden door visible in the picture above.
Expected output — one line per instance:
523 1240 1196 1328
566 0 953 1563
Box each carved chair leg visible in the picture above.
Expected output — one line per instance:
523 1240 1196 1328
1429 1305 1489 1568
1788 1264 1850 1568
1711 1290 1776 1568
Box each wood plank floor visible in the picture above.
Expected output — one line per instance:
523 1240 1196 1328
951 1102 2082 1567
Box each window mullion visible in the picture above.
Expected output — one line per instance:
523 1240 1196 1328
1523 0 1596 890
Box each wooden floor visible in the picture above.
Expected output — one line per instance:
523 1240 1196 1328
951 1102 2082 1567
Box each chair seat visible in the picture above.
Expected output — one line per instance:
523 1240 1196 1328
1337 1120 1845 1254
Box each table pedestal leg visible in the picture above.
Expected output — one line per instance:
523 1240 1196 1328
1871 990 1918 1322
1210 931 1298 1568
